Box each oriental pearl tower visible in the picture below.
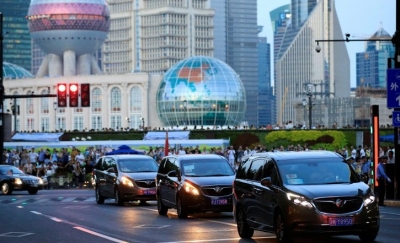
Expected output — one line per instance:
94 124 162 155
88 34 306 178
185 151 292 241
27 0 110 77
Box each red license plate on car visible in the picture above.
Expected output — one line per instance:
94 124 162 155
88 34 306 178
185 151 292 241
329 217 353 226
143 190 156 195
211 199 228 205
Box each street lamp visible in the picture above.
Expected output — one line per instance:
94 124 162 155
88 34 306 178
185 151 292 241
302 98 307 128
304 84 313 129
183 100 187 126
125 117 130 130
140 116 145 130
53 101 57 131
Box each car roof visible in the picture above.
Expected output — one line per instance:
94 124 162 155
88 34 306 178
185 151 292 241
248 151 343 162
167 154 226 160
103 154 154 159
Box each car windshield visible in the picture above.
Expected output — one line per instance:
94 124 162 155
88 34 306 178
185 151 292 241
118 159 158 173
277 159 360 185
0 166 24 175
182 159 235 177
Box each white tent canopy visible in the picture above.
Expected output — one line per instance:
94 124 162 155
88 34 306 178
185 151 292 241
12 133 64 142
144 131 190 140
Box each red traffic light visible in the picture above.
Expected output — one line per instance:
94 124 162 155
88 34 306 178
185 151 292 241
70 84 78 92
57 83 67 107
58 84 66 92
69 83 79 107
80 83 90 107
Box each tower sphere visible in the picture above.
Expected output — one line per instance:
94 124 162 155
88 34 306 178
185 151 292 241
27 0 110 56
156 56 246 127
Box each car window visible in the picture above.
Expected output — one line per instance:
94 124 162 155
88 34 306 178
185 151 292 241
118 158 158 172
181 159 235 177
103 157 116 171
164 157 178 174
277 159 359 185
236 158 253 179
0 167 24 175
262 161 280 186
248 159 265 181
95 157 103 170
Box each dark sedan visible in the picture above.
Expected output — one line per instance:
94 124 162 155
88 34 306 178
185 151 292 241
0 165 44 195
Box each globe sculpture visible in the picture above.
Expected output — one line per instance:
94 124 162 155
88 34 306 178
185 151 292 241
27 0 110 77
156 56 246 127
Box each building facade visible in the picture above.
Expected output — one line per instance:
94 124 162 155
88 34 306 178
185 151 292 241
0 0 32 72
257 35 273 126
356 27 395 88
103 0 214 74
3 73 163 133
275 0 350 127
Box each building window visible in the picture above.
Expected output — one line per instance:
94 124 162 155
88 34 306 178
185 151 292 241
26 91 34 114
40 117 50 132
110 87 121 112
92 88 102 113
26 118 34 131
92 116 102 130
73 116 84 131
57 117 66 131
111 115 121 130
40 90 49 114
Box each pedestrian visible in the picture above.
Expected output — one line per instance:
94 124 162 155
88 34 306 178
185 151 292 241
360 156 371 184
28 147 39 166
377 155 392 207
227 146 235 168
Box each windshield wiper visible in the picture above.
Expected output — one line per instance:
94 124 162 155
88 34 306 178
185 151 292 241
324 181 349 184
204 174 228 177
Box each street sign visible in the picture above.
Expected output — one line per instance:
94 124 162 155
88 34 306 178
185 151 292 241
387 69 400 108
393 111 400 127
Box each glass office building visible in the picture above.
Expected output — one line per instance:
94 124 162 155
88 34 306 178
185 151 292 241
156 56 246 127
1 0 32 72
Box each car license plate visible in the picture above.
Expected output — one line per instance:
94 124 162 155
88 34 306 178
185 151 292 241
30 184 38 187
143 190 156 195
211 199 228 205
329 217 353 226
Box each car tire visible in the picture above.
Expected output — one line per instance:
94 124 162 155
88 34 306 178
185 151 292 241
115 188 124 206
275 210 293 243
95 187 105 204
1 182 12 195
157 195 168 215
28 189 38 195
177 196 188 219
236 208 254 238
359 230 378 242
139 200 147 205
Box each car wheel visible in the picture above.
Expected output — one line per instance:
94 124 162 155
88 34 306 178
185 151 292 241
157 195 168 215
236 208 254 238
115 188 124 206
359 230 378 242
275 210 292 243
177 196 188 219
95 187 105 204
28 189 38 195
139 200 147 205
1 182 12 195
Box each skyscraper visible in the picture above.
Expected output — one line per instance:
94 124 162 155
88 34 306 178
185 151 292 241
258 30 273 126
1 0 32 72
211 0 259 127
356 27 395 88
103 0 214 74
275 0 349 126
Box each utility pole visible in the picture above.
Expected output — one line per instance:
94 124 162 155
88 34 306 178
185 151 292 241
0 13 5 157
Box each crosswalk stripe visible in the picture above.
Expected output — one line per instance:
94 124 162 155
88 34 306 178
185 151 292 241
60 197 78 202
84 197 96 202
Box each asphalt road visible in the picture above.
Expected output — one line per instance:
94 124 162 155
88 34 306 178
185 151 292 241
1 189 400 243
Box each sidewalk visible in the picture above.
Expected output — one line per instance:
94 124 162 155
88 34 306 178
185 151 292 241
384 200 400 207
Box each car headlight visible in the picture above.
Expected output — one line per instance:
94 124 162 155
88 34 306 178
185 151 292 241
121 177 134 187
287 192 313 209
14 178 23 185
38 178 43 185
363 195 375 206
183 182 200 196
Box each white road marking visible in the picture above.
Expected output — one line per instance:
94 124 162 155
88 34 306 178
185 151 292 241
73 226 129 243
60 197 77 202
30 211 42 215
84 197 96 202
381 212 400 216
16 206 23 208
50 217 63 222
158 236 275 243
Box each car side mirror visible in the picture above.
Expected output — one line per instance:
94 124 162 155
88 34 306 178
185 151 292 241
107 167 116 173
176 169 182 182
168 170 177 177
260 177 272 187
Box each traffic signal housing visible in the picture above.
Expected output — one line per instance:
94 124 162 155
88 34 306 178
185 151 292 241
69 83 79 107
80 83 90 107
57 83 67 107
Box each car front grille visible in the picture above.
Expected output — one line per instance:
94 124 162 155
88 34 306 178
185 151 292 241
135 180 155 188
22 179 38 185
313 197 363 214
201 186 232 196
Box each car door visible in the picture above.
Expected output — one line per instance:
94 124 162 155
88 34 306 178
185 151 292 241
104 157 117 197
254 160 280 229
158 157 178 206
94 157 107 194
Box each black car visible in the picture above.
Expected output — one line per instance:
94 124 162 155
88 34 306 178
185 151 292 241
92 154 159 206
233 151 379 243
0 165 44 195
156 154 235 219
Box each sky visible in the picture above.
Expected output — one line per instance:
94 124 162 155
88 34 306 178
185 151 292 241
257 0 396 88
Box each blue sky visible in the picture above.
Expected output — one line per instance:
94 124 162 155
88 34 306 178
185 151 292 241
257 0 396 88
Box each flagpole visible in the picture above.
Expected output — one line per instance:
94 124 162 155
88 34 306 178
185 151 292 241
164 129 169 157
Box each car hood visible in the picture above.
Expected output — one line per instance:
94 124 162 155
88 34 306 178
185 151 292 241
184 176 235 186
121 172 157 180
285 182 371 199
13 174 40 180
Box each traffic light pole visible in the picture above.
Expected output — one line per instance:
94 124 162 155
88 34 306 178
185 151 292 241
1 12 5 158
393 0 400 199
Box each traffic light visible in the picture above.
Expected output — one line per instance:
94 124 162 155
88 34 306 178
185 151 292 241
57 83 67 107
80 83 90 107
69 83 79 107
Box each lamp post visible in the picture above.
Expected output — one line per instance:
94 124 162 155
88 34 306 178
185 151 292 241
125 117 130 130
302 98 307 128
183 100 187 126
0 12 4 153
53 102 57 131
304 84 313 129
140 116 144 130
